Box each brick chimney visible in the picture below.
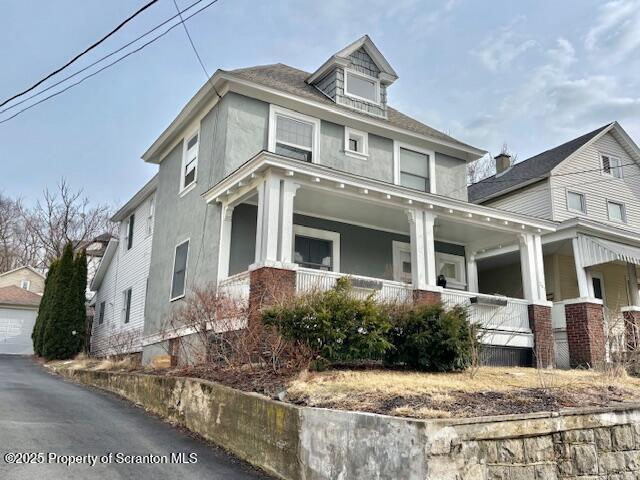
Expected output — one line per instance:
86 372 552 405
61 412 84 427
494 152 512 175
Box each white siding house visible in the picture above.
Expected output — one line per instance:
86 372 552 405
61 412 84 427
90 176 157 356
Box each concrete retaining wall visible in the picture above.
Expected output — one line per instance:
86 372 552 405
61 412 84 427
56 368 640 480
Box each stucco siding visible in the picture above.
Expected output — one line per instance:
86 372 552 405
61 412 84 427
484 180 552 220
550 132 640 229
435 153 468 201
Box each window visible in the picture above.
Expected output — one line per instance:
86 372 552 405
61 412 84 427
20 280 30 290
171 239 190 300
146 195 155 237
344 70 380 104
607 200 626 223
292 225 340 272
344 127 368 159
601 154 623 179
181 131 199 192
98 301 105 325
392 241 412 283
269 106 319 163
566 191 586 214
124 214 135 250
122 289 132 324
435 253 467 290
398 146 431 192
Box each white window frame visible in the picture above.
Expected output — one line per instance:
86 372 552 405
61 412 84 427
566 189 587 214
436 252 467 290
268 105 320 164
180 128 200 195
600 153 623 179
392 241 412 284
343 68 381 105
393 141 436 193
20 280 30 290
607 199 626 223
170 238 190 301
146 194 155 237
292 225 340 272
344 127 369 160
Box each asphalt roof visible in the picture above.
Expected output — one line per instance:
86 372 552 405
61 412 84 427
0 286 41 308
468 124 612 203
226 63 481 153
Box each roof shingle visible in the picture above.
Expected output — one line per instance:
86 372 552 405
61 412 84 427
0 286 41 308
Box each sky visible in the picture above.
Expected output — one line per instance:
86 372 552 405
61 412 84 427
1 0 639 207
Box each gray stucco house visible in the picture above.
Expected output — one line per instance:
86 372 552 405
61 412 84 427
138 36 557 366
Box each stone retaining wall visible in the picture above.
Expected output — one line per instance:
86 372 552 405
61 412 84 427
55 368 640 480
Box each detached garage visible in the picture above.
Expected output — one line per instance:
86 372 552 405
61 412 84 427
0 286 41 355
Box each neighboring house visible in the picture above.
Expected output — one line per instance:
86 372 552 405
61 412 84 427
0 286 41 355
0 266 45 294
469 122 640 368
138 35 557 367
89 175 157 356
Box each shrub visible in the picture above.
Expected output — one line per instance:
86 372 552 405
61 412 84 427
263 277 393 363
386 303 476 372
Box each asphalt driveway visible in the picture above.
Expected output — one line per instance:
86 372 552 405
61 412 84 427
0 355 271 480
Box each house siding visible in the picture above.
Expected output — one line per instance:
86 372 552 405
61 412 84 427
435 152 469 201
550 132 640 230
484 180 552 220
91 193 154 356
0 268 45 294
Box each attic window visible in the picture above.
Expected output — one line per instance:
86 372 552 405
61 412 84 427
601 154 622 179
344 70 379 104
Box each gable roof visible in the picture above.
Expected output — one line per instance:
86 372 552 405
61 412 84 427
0 286 41 308
0 265 45 280
227 63 479 154
468 123 613 203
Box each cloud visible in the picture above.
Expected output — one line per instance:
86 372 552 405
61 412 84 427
585 0 640 63
472 19 537 72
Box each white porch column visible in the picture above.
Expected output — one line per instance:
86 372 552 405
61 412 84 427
423 211 437 287
519 233 538 302
278 180 300 264
533 234 547 301
628 263 640 307
217 204 234 281
254 174 282 265
467 254 479 293
407 209 427 290
572 237 591 298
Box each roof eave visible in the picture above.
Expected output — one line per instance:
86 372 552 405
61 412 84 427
110 174 159 222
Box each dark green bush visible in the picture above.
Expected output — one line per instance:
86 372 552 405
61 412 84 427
385 303 475 372
262 277 393 363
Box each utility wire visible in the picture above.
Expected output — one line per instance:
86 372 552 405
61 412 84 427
0 0 221 125
0 0 159 109
0 0 207 116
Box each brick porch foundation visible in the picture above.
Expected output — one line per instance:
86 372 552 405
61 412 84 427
413 289 442 305
565 302 605 368
623 309 640 352
528 304 554 368
248 266 296 325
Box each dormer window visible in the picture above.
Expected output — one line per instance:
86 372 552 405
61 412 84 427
344 70 380 104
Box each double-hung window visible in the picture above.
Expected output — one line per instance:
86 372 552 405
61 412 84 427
181 131 199 191
269 106 319 163
146 195 154 237
171 239 190 300
398 145 431 192
607 200 626 223
344 69 380 104
98 301 105 325
566 190 586 214
601 154 623 179
122 289 132 324
124 214 135 250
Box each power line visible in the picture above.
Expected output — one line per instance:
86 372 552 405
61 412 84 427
0 0 207 116
0 0 221 125
0 0 160 109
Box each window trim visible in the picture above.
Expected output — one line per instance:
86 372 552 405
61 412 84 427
125 213 135 250
179 128 200 195
606 199 626 223
20 280 30 290
170 238 190 302
566 189 587 215
146 194 155 237
292 225 340 272
393 141 436 193
122 288 132 324
344 127 369 159
268 105 320 164
343 68 381 105
600 152 623 179
436 252 467 290
98 301 106 325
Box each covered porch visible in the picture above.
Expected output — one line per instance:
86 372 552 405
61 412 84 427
206 152 556 365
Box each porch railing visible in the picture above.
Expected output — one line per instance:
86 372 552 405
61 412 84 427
218 270 251 308
296 267 413 303
441 289 531 332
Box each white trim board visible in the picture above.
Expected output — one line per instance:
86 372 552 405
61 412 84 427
292 225 340 272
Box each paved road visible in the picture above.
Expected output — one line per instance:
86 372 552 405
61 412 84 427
0 355 271 480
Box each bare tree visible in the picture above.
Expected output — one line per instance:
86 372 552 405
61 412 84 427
0 194 40 272
467 143 518 185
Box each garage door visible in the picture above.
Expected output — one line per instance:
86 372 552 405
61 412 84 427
0 307 37 355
